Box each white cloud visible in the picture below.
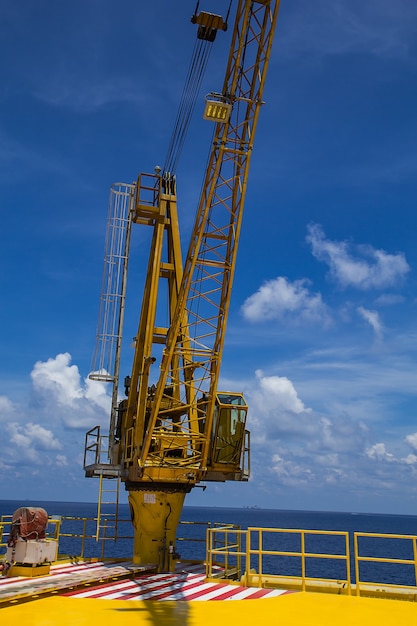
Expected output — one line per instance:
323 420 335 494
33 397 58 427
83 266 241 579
271 453 314 486
357 306 383 338
375 294 405 306
366 442 395 462
7 422 62 451
2 348 417 507
30 352 111 428
0 353 112 482
402 454 417 465
0 395 15 420
241 276 329 324
254 370 311 415
31 352 83 405
246 370 368 462
405 432 417 450
306 223 409 290
236 366 417 501
85 374 114 412
3 422 63 466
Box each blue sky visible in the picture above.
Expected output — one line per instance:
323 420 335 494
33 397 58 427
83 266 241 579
2 0 417 515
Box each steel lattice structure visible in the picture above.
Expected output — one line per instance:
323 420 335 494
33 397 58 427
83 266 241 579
136 0 280 477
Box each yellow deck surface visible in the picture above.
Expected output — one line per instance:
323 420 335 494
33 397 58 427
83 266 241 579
2 591 416 625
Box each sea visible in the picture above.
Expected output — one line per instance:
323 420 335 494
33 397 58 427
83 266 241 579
1 500 417 587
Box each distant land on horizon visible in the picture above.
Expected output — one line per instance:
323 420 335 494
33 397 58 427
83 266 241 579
1 499 416 519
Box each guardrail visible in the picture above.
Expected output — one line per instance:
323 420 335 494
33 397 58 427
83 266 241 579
207 526 351 592
206 526 417 599
0 515 129 560
0 515 238 563
354 531 417 597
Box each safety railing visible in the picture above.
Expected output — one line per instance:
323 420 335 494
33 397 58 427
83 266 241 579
207 527 417 599
0 515 127 560
177 521 240 564
52 517 134 559
83 425 102 467
206 526 351 593
354 531 417 597
206 526 244 580
0 514 237 564
135 172 160 212
0 516 61 552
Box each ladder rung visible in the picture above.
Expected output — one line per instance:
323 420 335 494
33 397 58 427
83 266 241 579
97 475 120 543
99 524 116 530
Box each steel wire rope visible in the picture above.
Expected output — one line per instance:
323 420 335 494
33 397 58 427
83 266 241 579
164 37 213 176
161 39 210 377
162 35 214 395
162 5 233 397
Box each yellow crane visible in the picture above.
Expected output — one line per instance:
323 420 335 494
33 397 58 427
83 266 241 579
85 0 280 572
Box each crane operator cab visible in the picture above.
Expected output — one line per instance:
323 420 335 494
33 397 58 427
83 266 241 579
206 392 250 482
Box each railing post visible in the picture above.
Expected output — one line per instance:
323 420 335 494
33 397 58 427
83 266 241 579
245 529 250 587
81 518 86 558
413 537 417 587
206 527 212 578
353 533 360 596
345 532 352 595
237 529 241 580
258 529 263 587
301 531 306 592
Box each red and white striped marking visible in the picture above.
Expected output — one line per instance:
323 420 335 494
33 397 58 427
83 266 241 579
64 564 291 601
1 562 293 602
0 560 150 602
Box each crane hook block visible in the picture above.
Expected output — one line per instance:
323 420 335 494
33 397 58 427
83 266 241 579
191 10 227 42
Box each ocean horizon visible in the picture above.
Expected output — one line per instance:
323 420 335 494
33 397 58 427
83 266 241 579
2 499 417 515
2 499 417 547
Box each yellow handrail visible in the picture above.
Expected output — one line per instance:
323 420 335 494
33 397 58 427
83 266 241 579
207 526 352 593
206 527 417 599
354 531 417 596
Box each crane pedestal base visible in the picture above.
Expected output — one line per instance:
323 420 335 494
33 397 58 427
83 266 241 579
128 488 187 572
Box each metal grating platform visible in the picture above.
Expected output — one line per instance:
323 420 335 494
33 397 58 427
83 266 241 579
0 560 156 606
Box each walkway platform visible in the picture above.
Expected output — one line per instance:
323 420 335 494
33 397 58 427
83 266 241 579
0 559 156 606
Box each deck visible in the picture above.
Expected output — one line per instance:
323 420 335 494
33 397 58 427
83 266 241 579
1 560 417 625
